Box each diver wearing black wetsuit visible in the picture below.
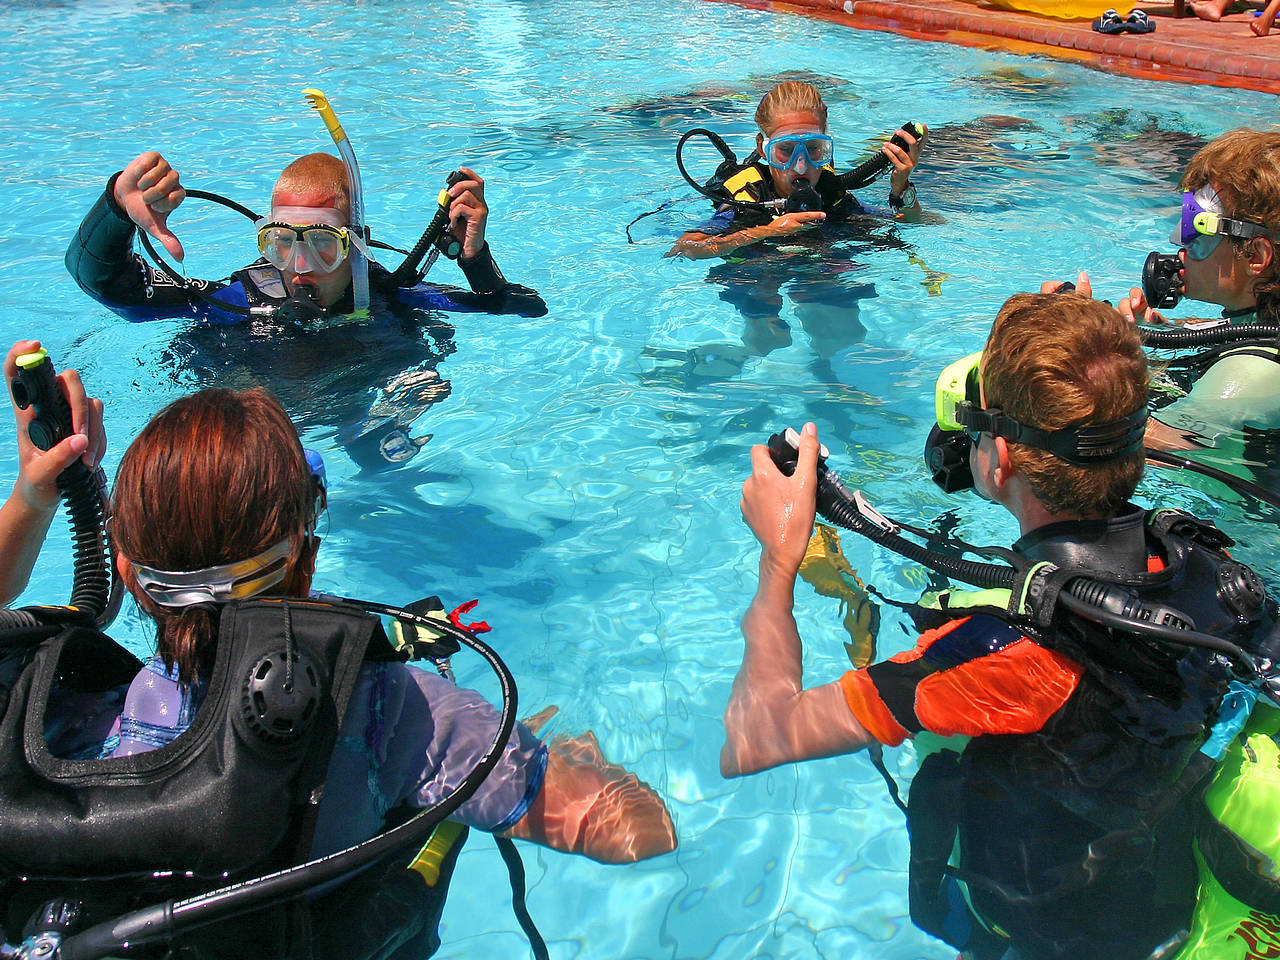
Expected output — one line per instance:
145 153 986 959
66 172 548 326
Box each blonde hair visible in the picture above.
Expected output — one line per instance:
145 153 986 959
755 81 828 136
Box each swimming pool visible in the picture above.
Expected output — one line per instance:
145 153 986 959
1 1 1275 956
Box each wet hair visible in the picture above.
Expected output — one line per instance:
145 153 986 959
271 152 351 221
113 388 315 683
1181 128 1280 320
755 80 828 136
981 293 1148 518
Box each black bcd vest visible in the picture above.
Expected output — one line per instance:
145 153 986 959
0 597 457 960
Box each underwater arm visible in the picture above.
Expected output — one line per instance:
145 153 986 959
667 212 825 261
504 729 677 863
721 423 873 777
393 274 549 317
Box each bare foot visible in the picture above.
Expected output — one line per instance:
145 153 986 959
1189 0 1229 20
1251 14 1275 34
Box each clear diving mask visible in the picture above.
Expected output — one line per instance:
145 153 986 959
762 133 834 172
131 449 329 608
924 351 1149 492
255 206 372 275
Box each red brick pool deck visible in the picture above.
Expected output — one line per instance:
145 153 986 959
714 0 1280 94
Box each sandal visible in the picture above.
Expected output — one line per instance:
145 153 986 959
1124 9 1157 32
1092 8 1127 32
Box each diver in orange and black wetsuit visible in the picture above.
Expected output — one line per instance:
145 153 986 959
723 291 1278 960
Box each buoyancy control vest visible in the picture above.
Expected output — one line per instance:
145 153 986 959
713 161 865 228
904 509 1280 960
0 596 457 960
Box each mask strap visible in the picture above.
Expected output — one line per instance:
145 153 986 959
132 538 295 608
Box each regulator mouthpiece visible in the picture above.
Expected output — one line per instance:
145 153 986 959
1142 251 1184 310
924 423 975 493
277 285 325 325
784 181 822 214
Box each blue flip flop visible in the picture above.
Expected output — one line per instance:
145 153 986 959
1092 8 1126 32
1124 9 1157 32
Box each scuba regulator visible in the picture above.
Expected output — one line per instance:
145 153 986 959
1143 250 1184 310
8 349 118 625
767 427 1279 680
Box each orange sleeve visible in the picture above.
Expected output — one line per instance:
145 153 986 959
840 670 910 746
837 618 1083 744
914 637 1082 737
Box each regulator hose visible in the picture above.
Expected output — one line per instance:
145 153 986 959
768 431 1017 590
836 120 925 192
388 171 466 287
1140 321 1280 349
767 429 1264 676
55 597 519 960
9 351 118 625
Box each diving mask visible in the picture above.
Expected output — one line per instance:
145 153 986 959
762 133 834 172
255 206 372 275
1173 185 1280 262
926 351 1148 490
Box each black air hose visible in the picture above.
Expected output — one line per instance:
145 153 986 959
836 120 925 192
813 469 1016 590
1140 322 1280 349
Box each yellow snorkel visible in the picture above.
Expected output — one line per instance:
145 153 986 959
302 88 369 313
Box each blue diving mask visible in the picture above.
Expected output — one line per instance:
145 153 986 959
762 133 834 172
1174 185 1280 262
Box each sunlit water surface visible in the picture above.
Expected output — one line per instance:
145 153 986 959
0 1 1274 957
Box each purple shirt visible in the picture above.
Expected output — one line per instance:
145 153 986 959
110 656 547 857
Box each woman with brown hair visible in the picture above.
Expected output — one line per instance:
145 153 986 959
7 382 673 959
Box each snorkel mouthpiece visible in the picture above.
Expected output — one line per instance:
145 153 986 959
1143 251 1184 310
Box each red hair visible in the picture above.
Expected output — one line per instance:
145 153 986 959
271 152 351 218
113 388 315 682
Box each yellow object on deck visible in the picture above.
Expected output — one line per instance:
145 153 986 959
966 0 1133 21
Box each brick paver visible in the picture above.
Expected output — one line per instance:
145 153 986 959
717 0 1280 93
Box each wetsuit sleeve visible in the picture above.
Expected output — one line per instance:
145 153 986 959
393 280 548 317
689 207 738 237
65 173 243 323
1156 351 1280 437
838 615 1083 746
345 662 547 833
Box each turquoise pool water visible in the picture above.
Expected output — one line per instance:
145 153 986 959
1 1 1276 957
